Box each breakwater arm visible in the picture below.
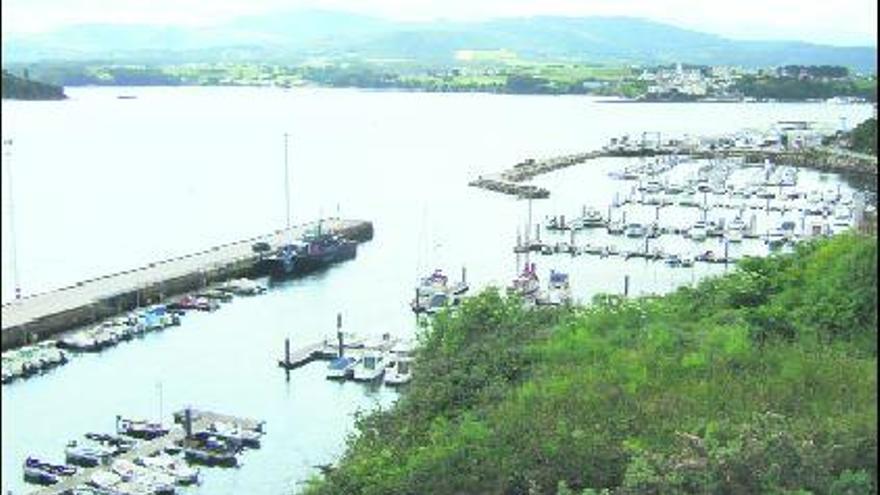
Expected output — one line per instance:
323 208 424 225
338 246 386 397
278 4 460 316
468 143 876 199
1 219 373 351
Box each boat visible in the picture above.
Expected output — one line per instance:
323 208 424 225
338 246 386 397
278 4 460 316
574 207 605 229
536 270 572 306
135 453 200 485
640 180 663 194
352 350 385 382
507 263 540 299
116 95 137 100
665 254 682 267
326 355 358 380
678 191 700 207
220 278 266 296
384 356 413 386
204 421 262 449
410 269 467 313
545 215 570 231
84 433 137 454
606 221 624 235
111 458 177 494
766 229 787 249
183 432 240 467
688 221 708 241
268 223 358 279
680 256 695 268
117 418 169 440
65 440 114 467
167 295 217 312
706 221 725 238
624 223 646 238
58 332 102 352
23 457 77 485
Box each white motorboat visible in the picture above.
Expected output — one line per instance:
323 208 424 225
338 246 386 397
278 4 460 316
536 270 572 306
688 221 708 241
135 453 200 485
384 356 413 386
624 223 646 238
326 356 358 380
352 351 385 382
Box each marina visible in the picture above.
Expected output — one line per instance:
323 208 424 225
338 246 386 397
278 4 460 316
26 409 263 495
468 123 878 199
1 87 873 495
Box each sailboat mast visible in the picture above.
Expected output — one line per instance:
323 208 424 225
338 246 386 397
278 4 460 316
4 139 21 300
525 197 532 266
283 132 291 243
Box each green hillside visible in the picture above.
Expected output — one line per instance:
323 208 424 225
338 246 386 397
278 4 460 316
305 232 877 494
1 70 66 99
850 118 878 156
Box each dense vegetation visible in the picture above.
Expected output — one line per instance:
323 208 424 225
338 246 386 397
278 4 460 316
1 70 66 99
304 233 877 494
732 74 877 101
849 118 877 156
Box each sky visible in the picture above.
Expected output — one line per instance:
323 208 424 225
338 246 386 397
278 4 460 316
1 0 877 46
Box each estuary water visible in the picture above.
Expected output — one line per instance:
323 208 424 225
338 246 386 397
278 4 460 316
1 87 874 494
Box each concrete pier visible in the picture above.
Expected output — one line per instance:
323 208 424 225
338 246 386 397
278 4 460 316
1 218 373 351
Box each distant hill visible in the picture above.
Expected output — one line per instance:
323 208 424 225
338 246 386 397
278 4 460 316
1 70 66 100
2 11 876 71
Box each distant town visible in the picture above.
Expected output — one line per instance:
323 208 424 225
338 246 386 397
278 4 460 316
3 58 877 102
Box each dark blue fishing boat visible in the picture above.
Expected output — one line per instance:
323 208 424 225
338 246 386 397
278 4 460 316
267 226 357 279
23 457 77 485
117 417 169 440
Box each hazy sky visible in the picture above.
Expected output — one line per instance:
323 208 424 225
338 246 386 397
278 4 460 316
2 0 877 46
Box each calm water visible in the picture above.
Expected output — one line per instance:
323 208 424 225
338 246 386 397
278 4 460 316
1 88 874 494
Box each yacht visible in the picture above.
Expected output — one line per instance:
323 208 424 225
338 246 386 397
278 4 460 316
384 356 413 386
507 263 540 299
576 207 605 228
326 355 358 380
352 351 385 382
135 453 200 485
65 440 113 467
688 221 708 241
183 432 239 467
624 223 646 238
536 270 572 306
606 221 625 235
204 420 262 449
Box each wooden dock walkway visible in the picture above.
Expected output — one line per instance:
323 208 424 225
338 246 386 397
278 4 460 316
1 218 373 351
29 409 263 495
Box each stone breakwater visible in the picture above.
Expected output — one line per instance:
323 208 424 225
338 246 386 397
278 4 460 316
469 144 876 200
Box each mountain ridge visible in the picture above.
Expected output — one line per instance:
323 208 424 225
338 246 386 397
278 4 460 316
3 11 876 71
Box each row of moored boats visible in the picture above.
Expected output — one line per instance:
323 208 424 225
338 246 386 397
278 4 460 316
2 278 266 386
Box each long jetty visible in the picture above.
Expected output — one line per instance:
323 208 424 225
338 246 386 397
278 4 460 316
29 409 263 495
1 218 373 351
468 144 877 199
